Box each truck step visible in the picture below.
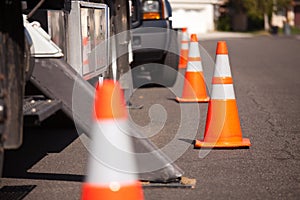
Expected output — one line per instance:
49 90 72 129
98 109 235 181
23 96 62 125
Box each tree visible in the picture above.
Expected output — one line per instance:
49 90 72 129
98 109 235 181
227 0 293 31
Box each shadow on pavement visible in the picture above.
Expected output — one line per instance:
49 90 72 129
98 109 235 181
2 112 81 182
0 185 36 200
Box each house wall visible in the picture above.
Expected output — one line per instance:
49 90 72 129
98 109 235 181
168 0 222 33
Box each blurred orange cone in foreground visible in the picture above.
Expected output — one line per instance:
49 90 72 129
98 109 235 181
194 41 251 148
176 34 210 103
81 80 144 200
178 27 189 69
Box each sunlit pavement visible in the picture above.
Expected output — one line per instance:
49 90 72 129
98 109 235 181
1 35 300 200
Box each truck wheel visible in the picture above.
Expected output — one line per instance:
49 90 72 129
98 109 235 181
0 0 25 177
161 48 179 87
153 31 179 87
0 141 3 178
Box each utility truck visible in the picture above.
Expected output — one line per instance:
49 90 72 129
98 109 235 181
0 0 181 183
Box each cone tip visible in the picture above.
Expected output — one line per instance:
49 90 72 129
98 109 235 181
182 27 187 32
94 80 127 120
216 41 228 55
190 34 198 42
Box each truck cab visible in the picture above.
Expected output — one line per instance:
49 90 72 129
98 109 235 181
131 0 179 87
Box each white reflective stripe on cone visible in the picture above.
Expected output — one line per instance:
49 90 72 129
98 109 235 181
182 32 189 41
86 120 138 184
214 55 232 78
211 84 236 100
181 43 189 49
187 61 203 72
188 42 200 58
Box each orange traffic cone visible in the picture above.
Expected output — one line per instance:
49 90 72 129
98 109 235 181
178 27 189 69
194 41 251 148
81 80 144 200
176 34 210 103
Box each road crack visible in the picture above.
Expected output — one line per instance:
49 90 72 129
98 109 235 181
247 90 299 161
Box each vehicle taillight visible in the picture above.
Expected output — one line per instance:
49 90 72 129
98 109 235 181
142 0 162 20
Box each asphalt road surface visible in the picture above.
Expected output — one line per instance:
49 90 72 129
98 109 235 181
1 35 300 199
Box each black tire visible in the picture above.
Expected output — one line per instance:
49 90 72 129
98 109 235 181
0 0 25 177
161 49 179 86
0 141 3 178
153 30 179 87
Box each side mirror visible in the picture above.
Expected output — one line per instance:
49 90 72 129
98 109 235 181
130 0 143 28
165 0 172 17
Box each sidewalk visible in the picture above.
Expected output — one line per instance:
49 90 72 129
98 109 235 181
198 31 254 40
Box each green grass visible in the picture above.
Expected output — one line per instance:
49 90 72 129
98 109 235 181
250 30 270 35
247 26 300 36
290 26 300 34
278 26 300 35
